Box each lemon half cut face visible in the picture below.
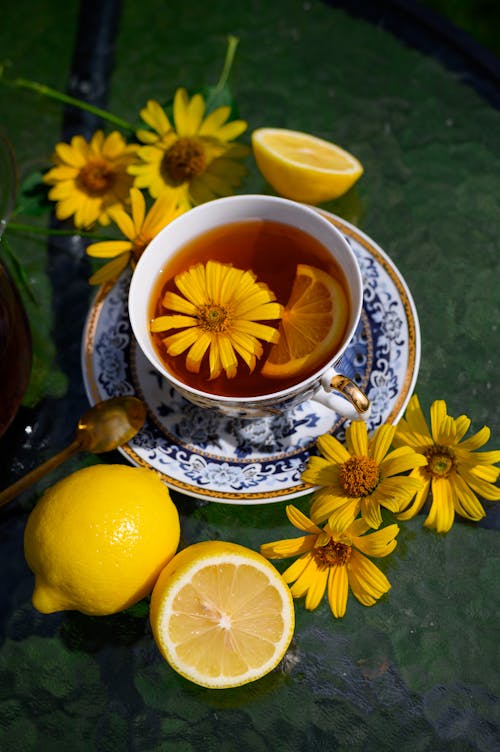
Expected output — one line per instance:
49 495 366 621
150 541 295 689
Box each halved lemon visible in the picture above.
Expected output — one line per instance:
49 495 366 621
261 264 348 380
150 540 295 689
252 127 363 204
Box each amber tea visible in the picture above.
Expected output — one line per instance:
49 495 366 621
149 219 351 398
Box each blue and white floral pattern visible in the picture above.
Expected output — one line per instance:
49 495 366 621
82 213 420 504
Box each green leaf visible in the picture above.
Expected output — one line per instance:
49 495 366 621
1 235 37 304
15 170 51 217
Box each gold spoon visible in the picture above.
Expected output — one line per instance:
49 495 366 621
0 396 147 509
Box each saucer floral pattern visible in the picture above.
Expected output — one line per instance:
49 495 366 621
82 214 420 503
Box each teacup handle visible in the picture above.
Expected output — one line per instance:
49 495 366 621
312 369 371 421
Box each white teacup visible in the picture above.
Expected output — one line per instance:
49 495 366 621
129 194 369 420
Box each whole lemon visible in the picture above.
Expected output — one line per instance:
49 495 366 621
24 464 180 616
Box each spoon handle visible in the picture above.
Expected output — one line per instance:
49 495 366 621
0 438 82 509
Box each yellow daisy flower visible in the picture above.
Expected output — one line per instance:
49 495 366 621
261 505 399 618
151 260 282 380
393 395 500 533
302 421 427 531
128 89 249 209
86 188 184 286
43 131 138 228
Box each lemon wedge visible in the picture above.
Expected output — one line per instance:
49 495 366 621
252 127 363 204
261 264 348 380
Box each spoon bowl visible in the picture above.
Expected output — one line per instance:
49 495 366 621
0 396 147 509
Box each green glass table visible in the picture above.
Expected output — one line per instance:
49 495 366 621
0 0 499 749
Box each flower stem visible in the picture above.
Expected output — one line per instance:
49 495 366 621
10 77 136 132
213 35 239 94
7 222 113 241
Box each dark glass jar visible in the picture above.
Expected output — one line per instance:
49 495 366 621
0 134 32 437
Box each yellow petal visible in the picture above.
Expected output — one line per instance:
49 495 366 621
394 394 432 449
128 187 146 232
454 414 471 442
457 425 491 452
136 129 160 145
316 433 351 464
86 240 132 258
173 88 202 136
346 420 368 457
54 141 86 167
309 486 353 523
185 332 211 373
207 336 223 379
74 196 100 228
301 455 339 489
289 556 319 600
161 290 198 316
218 334 238 379
373 475 424 512
369 423 396 464
88 253 130 286
260 536 316 560
459 466 500 501
142 192 183 235
449 473 485 521
286 505 323 534
326 500 361 533
139 99 172 135
153 314 198 331
174 263 208 306
327 565 349 618
360 495 383 529
425 478 454 533
107 206 136 240
456 448 500 466
397 474 430 521
430 400 449 444
198 106 231 135
232 320 280 343
213 120 248 142
348 551 391 606
282 553 313 585
379 446 427 477
43 165 78 181
351 524 399 558
229 335 258 372
304 566 328 610
344 517 370 538
164 327 199 357
189 177 216 205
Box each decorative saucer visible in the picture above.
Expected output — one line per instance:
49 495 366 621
81 212 420 505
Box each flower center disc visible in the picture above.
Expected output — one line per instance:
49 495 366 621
314 540 351 568
162 137 206 184
78 160 116 195
424 445 455 478
198 303 230 332
339 456 380 497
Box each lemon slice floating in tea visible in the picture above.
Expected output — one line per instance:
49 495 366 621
251 127 363 204
150 540 295 689
261 264 348 380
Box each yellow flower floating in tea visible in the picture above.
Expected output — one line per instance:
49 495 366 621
261 505 399 618
43 131 138 228
129 88 249 209
150 260 282 380
393 395 500 533
86 188 185 286
302 420 427 531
